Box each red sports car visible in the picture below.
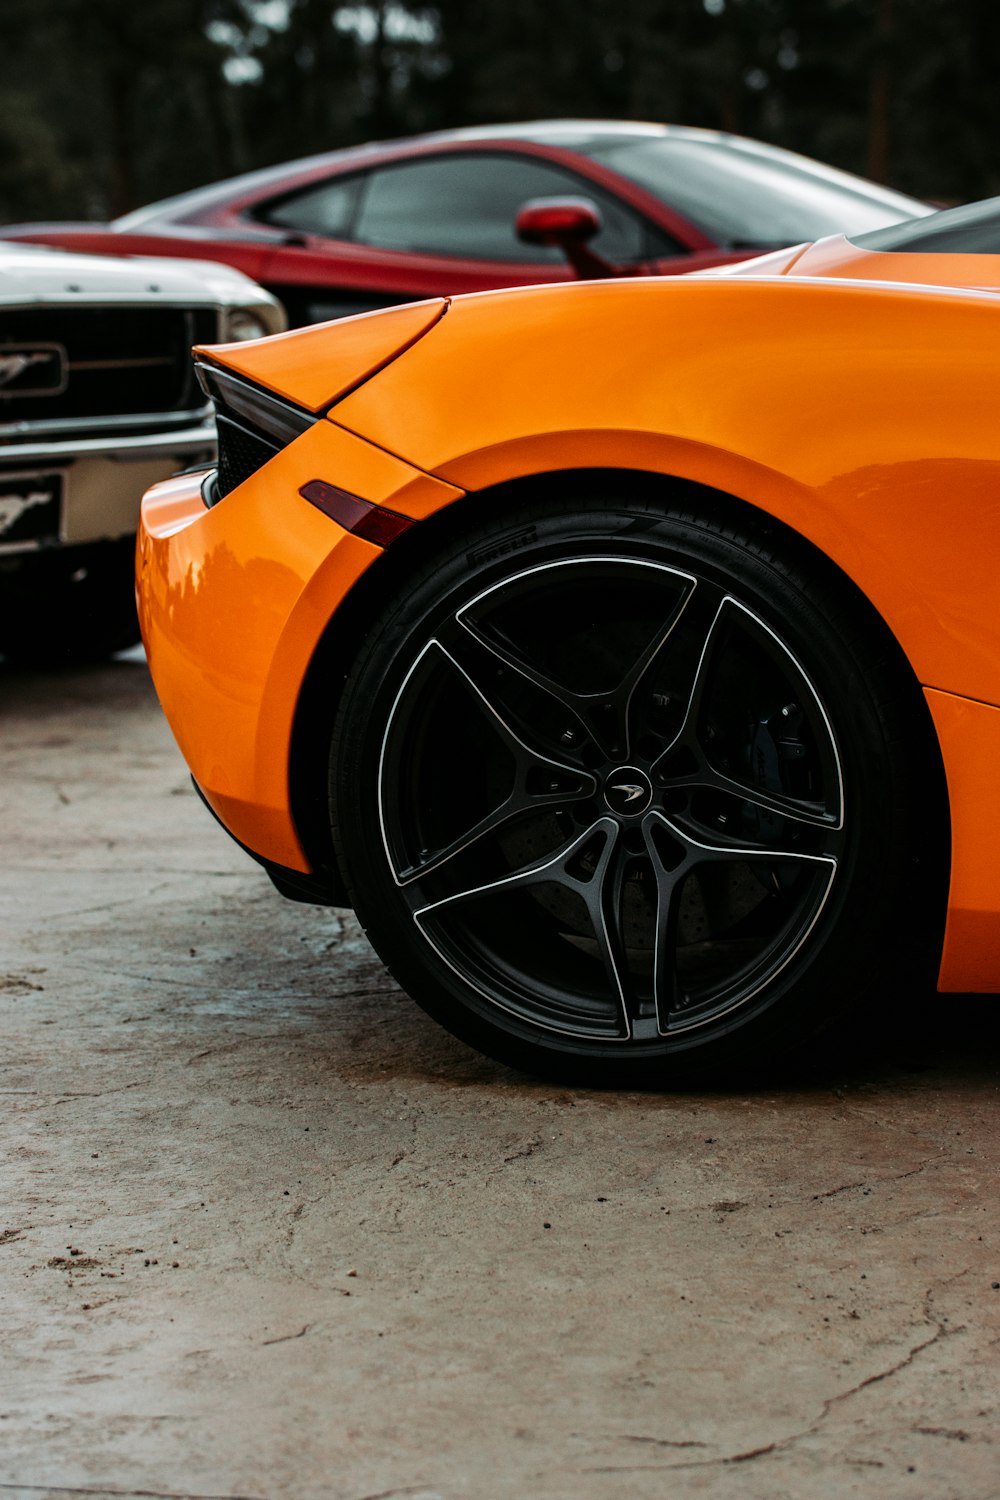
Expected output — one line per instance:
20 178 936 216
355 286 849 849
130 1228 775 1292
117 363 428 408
2 121 928 326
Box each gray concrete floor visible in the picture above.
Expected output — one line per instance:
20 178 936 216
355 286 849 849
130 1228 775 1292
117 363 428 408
1 651 998 1500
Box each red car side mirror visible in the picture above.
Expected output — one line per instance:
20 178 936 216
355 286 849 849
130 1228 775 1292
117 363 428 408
514 197 617 279
516 196 602 245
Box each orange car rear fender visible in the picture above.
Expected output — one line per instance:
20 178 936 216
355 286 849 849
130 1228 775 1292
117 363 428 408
138 419 461 870
331 275 1000 711
925 689 1000 992
327 277 1000 990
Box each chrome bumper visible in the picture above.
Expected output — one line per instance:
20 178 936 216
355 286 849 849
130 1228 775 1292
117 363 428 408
0 420 218 551
1 417 218 467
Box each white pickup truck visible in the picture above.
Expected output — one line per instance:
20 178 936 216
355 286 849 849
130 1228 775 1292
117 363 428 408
0 243 284 663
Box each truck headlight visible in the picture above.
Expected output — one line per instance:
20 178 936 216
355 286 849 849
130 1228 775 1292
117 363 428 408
224 308 273 342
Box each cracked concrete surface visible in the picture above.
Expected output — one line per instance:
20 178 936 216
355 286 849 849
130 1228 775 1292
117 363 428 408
1 652 999 1500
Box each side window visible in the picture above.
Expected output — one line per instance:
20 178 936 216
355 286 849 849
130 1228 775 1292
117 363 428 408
352 152 659 264
262 175 366 239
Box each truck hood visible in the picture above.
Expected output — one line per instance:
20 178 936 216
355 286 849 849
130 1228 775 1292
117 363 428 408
0 240 267 307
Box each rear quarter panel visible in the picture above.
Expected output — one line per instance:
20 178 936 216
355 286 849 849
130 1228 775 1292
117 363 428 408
324 276 1000 989
330 276 1000 713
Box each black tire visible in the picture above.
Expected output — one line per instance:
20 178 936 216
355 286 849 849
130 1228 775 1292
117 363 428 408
331 490 942 1086
0 536 141 666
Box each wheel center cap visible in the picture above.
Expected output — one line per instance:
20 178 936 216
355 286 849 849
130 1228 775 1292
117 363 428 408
604 766 653 817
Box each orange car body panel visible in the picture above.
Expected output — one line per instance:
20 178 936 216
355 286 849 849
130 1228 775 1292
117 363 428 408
137 423 462 870
330 278 1000 711
925 689 1000 992
139 270 1000 991
196 297 447 411
722 234 1000 292
780 234 1000 291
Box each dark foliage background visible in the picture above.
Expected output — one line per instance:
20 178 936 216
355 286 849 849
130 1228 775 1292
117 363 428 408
2 0 998 223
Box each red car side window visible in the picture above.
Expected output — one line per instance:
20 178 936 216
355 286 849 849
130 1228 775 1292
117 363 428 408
355 152 654 263
265 151 665 265
262 174 367 239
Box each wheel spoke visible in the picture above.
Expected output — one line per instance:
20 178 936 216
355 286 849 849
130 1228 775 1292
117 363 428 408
651 594 843 831
414 816 633 1035
413 816 613 908
457 573 696 763
381 636 596 887
427 635 586 773
641 821 688 1030
455 611 625 759
392 775 590 887
642 809 838 1030
650 592 732 765
645 808 838 873
669 763 839 836
616 576 701 758
591 829 634 1033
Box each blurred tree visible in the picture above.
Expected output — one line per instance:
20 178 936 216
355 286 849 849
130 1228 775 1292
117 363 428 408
0 0 997 221
218 0 442 162
0 0 245 218
0 96 78 221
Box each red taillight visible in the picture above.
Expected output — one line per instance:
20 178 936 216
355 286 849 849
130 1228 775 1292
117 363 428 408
298 479 414 548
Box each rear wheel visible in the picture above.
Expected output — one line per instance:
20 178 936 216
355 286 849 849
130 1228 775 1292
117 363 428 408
331 492 939 1085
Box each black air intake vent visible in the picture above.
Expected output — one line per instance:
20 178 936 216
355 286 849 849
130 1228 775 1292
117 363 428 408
197 361 316 502
216 414 282 499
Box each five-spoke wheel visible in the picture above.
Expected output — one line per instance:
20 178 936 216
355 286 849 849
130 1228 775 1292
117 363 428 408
332 493 934 1083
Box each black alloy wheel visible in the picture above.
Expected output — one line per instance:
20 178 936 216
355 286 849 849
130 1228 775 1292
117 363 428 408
331 491 937 1085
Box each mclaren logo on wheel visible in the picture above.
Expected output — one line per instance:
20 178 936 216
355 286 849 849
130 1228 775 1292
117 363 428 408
0 345 67 397
611 783 646 803
604 767 654 816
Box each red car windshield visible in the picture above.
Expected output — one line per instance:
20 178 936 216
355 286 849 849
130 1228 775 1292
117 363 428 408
579 133 928 248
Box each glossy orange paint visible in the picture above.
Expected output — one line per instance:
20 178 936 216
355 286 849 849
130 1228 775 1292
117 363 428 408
778 233 1000 291
326 277 1000 710
140 266 1000 990
721 234 1000 291
925 689 1000 992
138 419 462 869
197 298 447 411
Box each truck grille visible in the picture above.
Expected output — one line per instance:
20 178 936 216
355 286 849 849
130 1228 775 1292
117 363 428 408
0 306 219 423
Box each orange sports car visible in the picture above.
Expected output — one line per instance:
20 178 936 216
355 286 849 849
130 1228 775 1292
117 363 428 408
138 197 1000 1085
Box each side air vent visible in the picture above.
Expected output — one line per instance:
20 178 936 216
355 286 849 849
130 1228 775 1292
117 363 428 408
196 361 316 502
215 414 283 498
